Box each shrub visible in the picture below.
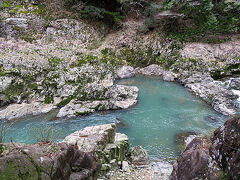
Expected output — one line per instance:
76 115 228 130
0 120 13 154
30 121 63 143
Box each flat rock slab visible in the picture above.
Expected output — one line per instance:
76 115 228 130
63 124 116 152
0 102 56 120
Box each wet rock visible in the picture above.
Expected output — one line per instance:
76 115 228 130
116 66 135 79
175 131 197 152
210 116 240 180
128 146 148 165
229 78 240 90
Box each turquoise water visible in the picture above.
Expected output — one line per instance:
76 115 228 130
5 76 226 161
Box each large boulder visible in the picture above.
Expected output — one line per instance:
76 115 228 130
210 116 240 180
128 146 148 165
171 116 240 180
170 137 222 180
0 142 101 180
229 78 240 90
116 66 135 79
63 124 129 172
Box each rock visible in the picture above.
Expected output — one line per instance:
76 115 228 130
45 19 101 48
0 102 56 120
162 71 178 82
210 116 240 180
57 84 139 118
0 142 101 180
121 161 129 172
115 118 127 128
0 18 28 39
229 78 240 90
0 76 13 93
128 146 148 165
137 64 178 81
183 72 238 115
116 66 135 79
170 137 221 180
63 124 129 173
171 116 240 180
150 161 173 180
137 64 165 76
155 11 184 21
181 40 240 61
175 131 197 152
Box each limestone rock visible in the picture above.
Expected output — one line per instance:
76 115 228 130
137 64 178 81
229 78 240 90
183 73 238 115
0 102 56 120
181 40 240 61
116 66 135 79
63 124 129 173
0 76 13 92
128 146 148 165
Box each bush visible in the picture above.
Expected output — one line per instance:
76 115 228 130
0 120 13 154
30 121 63 143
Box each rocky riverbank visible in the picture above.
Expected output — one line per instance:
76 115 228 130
170 116 240 180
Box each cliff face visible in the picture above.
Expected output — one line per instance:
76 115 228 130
170 116 240 180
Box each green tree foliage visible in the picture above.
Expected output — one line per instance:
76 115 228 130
164 0 240 33
63 0 126 25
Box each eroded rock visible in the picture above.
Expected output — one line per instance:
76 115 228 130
63 124 129 173
0 142 101 180
128 146 148 165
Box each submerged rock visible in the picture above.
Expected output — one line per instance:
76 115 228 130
115 117 127 128
128 146 148 165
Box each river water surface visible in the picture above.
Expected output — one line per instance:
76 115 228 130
6 76 226 161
